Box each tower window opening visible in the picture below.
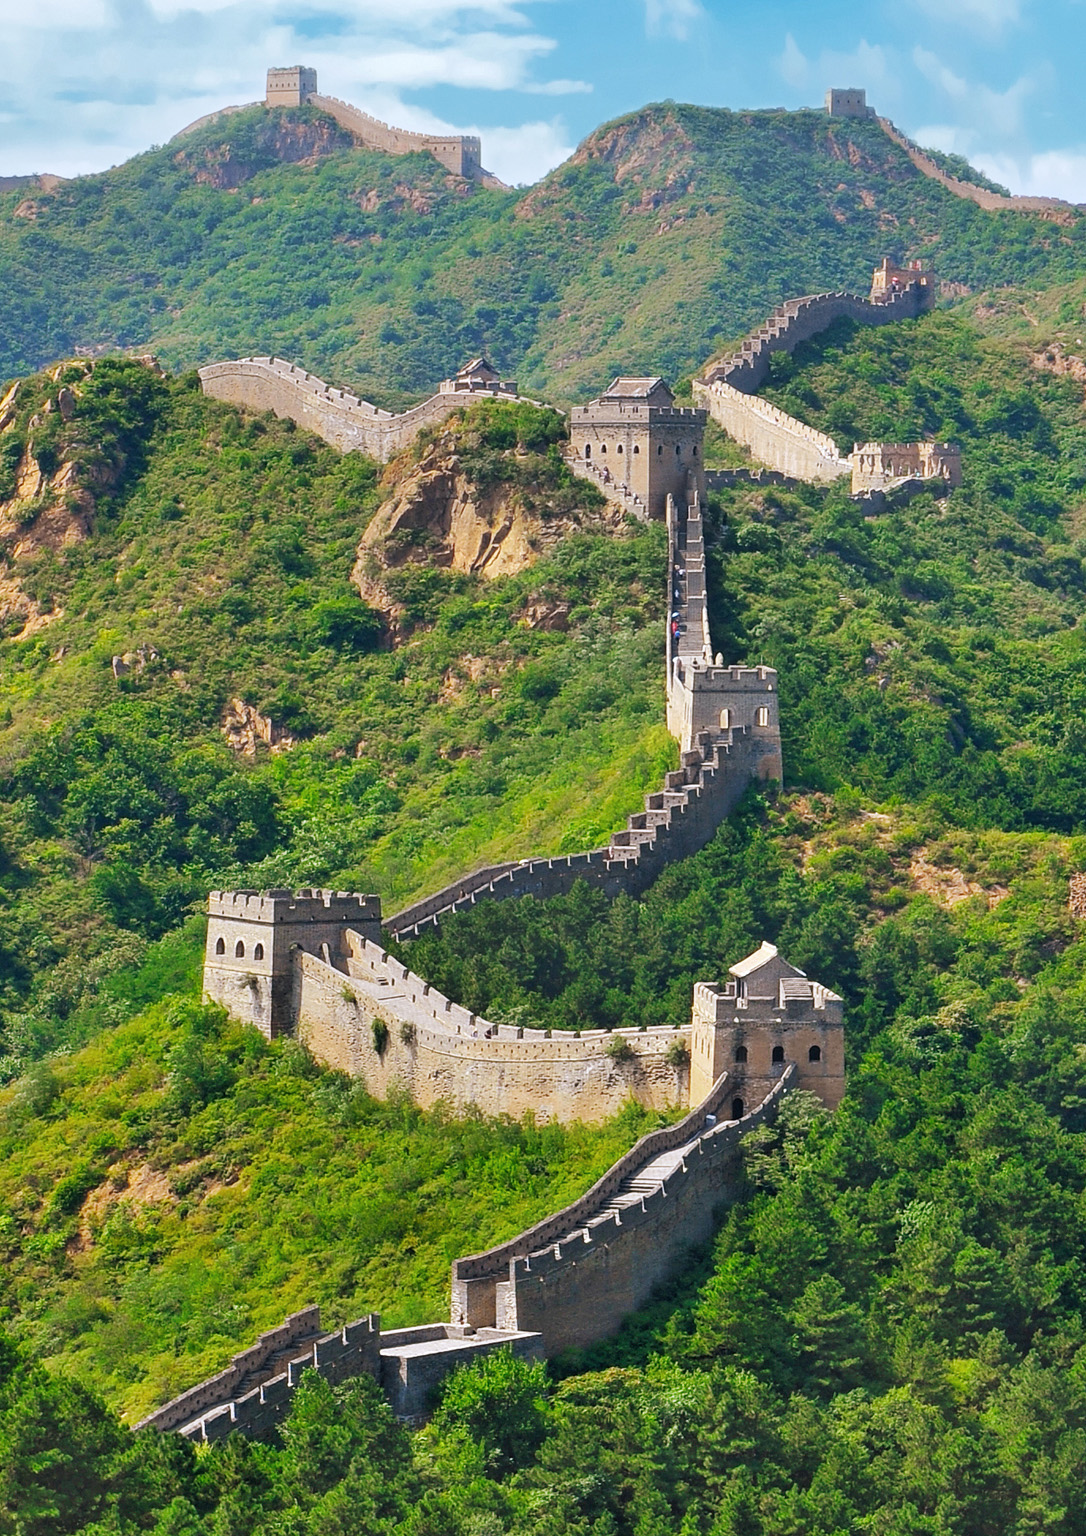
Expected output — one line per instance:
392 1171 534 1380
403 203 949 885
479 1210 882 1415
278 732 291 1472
772 1045 785 1064
215 936 225 955
808 1044 822 1062
633 444 640 454
235 940 245 958
617 443 623 453
734 1045 747 1063
720 708 731 729
585 444 592 458
757 707 769 727
254 943 265 961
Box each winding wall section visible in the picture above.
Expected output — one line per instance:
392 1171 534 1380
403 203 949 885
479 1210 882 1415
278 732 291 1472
693 284 929 483
198 358 522 460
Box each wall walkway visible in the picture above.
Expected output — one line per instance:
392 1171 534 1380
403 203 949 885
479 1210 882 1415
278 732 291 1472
452 1067 795 1353
693 286 926 484
198 358 522 461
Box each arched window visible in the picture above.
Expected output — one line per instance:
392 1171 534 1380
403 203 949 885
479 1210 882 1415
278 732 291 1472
757 707 769 727
254 943 265 961
734 1045 747 1063
585 443 592 459
675 444 682 456
772 1045 785 1064
731 1097 744 1120
601 442 607 453
617 443 623 454
720 708 731 730
215 936 225 955
658 445 664 456
633 444 640 454
808 1044 822 1062
235 940 245 958
693 444 698 456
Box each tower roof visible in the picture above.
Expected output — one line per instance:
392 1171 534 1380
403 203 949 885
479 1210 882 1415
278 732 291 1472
599 377 675 405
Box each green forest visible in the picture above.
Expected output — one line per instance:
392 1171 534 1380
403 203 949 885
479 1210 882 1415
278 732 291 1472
3 99 1086 404
7 93 1086 1536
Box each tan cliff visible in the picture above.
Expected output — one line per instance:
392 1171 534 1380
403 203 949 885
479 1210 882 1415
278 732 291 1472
352 436 622 629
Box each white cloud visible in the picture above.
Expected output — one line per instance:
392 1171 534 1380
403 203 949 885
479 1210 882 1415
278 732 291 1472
973 149 1086 202
476 119 575 184
912 46 1034 141
645 0 703 42
911 0 1021 30
774 34 897 108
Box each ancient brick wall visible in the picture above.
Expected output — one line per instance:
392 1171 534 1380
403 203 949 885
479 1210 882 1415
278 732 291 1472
452 1069 794 1354
877 117 1074 217
308 94 483 181
295 940 689 1122
694 378 850 483
198 359 520 461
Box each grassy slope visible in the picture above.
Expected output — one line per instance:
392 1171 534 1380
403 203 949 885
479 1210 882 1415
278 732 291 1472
3 104 1086 403
0 990 652 1421
0 372 672 1066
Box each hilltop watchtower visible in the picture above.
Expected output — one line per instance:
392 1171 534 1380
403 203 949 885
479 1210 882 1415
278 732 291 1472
204 889 382 1039
568 379 706 521
826 87 874 119
689 942 845 1111
266 67 318 108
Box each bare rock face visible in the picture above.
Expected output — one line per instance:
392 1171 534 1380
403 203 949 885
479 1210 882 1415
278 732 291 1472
221 697 295 757
352 438 616 631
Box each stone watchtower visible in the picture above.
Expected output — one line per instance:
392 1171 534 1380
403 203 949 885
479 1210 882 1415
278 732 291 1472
825 87 874 119
568 379 707 521
266 67 318 108
689 942 845 1112
203 889 382 1039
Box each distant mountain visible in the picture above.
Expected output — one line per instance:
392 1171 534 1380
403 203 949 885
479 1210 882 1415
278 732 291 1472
2 100 1084 404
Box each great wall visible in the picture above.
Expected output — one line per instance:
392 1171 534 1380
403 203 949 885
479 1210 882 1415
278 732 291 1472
138 81 1005 1439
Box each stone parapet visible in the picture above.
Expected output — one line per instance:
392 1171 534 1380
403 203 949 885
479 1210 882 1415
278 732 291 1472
877 116 1075 218
694 378 850 484
451 1068 795 1354
198 358 523 461
295 940 689 1122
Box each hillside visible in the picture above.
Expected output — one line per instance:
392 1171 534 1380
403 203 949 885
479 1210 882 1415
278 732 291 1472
8 98 1086 1533
0 370 676 1070
3 101 1086 404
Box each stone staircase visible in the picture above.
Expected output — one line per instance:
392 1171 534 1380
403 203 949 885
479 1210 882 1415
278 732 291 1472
564 451 648 520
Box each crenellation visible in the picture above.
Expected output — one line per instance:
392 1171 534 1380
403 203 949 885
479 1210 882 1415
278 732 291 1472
199 357 525 460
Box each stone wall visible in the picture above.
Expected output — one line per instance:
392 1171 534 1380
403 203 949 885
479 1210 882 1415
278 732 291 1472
694 378 850 483
877 117 1075 218
385 727 770 941
451 1068 794 1355
137 1311 382 1439
308 94 486 183
295 937 689 1122
198 359 522 461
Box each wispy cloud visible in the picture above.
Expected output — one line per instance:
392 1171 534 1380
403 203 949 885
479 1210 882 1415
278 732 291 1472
912 46 1034 142
911 0 1021 32
776 33 896 104
971 148 1086 202
0 0 580 179
645 0 704 41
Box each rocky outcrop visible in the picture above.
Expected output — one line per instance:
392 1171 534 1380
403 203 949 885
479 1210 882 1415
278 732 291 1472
352 439 622 628
221 698 296 756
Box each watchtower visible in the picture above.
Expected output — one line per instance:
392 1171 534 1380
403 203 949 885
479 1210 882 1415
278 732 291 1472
871 257 936 311
689 942 845 1112
825 88 874 119
203 889 383 1039
569 379 706 521
266 67 318 108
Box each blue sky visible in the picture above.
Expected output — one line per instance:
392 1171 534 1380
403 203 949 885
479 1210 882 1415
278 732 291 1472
2 0 1085 196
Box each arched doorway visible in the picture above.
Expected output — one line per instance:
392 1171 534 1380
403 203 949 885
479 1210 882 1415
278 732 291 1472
731 1096 744 1120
